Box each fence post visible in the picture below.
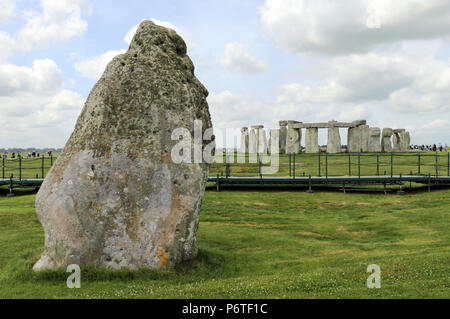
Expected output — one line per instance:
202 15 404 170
318 152 321 177
42 155 45 178
289 153 292 177
2 156 4 179
326 152 328 179
448 152 449 177
293 152 296 179
348 152 351 176
376 153 380 176
435 152 439 177
258 153 262 178
390 152 394 177
358 152 361 178
418 152 421 175
19 154 22 181
50 155 53 167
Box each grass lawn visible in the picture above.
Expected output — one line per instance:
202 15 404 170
2 152 449 180
210 152 450 177
0 188 448 299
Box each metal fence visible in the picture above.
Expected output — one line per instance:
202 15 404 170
210 152 450 178
1 155 55 180
2 152 449 181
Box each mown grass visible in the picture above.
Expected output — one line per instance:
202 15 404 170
0 188 448 299
2 152 449 180
210 152 450 177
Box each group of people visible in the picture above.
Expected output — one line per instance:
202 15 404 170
412 144 448 152
0 150 53 159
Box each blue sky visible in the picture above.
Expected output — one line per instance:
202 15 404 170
1 0 450 148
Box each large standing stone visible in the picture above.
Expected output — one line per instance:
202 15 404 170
347 126 361 153
392 129 405 152
305 128 319 153
327 126 342 153
368 127 382 152
286 121 302 154
359 125 370 153
249 129 257 154
240 127 249 154
258 127 268 154
401 131 411 152
381 128 393 152
33 21 213 271
279 121 288 154
269 129 280 154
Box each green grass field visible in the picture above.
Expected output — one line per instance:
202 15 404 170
0 188 448 299
2 152 449 180
210 152 450 177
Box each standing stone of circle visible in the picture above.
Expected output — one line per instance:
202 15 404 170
269 129 280 154
258 127 268 154
381 128 394 152
327 122 341 153
279 121 288 154
359 125 370 153
368 127 382 152
305 128 319 153
392 129 405 152
33 21 213 271
249 128 257 154
347 126 361 153
401 131 411 152
286 121 302 154
240 127 249 154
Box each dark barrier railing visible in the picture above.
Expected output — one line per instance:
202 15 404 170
209 152 450 178
2 152 449 181
1 154 55 180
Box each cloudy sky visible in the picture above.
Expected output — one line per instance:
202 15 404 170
1 0 449 148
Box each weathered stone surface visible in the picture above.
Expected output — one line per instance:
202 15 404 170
381 128 393 152
279 121 288 154
305 128 319 153
240 127 249 154
286 121 302 154
401 131 411 152
327 127 341 153
392 129 405 152
368 127 382 152
249 129 257 154
359 125 370 153
257 128 267 154
269 129 280 154
347 126 361 153
33 21 213 271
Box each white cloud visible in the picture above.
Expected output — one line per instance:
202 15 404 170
220 43 268 74
74 49 126 81
0 59 85 147
17 0 91 51
0 31 16 62
0 0 15 25
275 53 450 114
260 0 450 54
0 59 63 96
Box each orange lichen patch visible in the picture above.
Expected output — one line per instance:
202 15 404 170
159 26 168 32
161 253 169 267
156 246 164 258
93 202 103 212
